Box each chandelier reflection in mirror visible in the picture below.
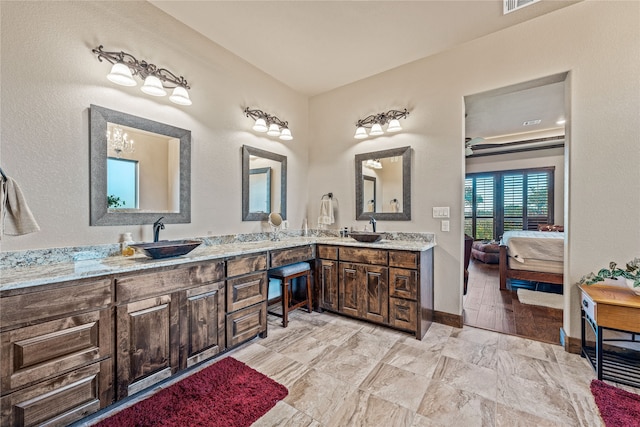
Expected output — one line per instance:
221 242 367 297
92 45 192 106
244 108 293 141
354 109 409 139
107 125 134 158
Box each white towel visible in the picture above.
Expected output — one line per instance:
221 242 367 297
318 198 334 225
1 177 40 238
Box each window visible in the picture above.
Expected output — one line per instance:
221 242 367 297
107 157 139 209
465 167 554 240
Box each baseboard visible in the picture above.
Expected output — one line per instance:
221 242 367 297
560 327 582 354
434 310 463 328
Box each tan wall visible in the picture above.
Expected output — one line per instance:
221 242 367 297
308 1 640 337
0 1 309 249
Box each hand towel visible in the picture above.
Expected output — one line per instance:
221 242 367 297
1 177 41 238
318 198 334 225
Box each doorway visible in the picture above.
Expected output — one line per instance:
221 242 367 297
462 73 568 345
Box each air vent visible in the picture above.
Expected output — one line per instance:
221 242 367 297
523 119 541 126
504 0 539 14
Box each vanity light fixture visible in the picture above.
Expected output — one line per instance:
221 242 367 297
354 109 409 139
244 108 293 141
92 45 192 106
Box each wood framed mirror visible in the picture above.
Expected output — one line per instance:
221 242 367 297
355 146 411 221
90 105 191 226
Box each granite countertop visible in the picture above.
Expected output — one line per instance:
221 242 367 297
1 236 436 292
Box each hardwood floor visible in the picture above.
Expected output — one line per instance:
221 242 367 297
463 258 563 344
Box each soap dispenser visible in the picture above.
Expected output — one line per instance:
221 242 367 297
121 232 135 256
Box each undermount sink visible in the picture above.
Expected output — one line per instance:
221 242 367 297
349 232 384 243
129 240 202 259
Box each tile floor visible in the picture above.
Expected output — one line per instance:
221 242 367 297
228 310 638 427
82 310 640 427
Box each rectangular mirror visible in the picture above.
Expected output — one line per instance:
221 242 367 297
355 146 411 221
90 105 191 226
242 145 287 221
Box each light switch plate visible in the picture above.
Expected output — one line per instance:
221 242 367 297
433 207 450 218
441 220 450 232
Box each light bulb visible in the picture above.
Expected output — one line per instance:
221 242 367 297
354 126 368 139
279 128 293 140
387 119 402 132
267 123 281 136
169 86 192 105
253 118 268 132
107 63 136 87
369 123 384 136
141 75 167 96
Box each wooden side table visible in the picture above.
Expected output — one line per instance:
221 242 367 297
579 284 640 387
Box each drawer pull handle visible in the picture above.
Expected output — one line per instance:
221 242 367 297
583 300 589 308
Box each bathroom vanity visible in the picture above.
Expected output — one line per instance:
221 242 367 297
0 234 434 426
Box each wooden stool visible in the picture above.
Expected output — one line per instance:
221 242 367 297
267 262 312 327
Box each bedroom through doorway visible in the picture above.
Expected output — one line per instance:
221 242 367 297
462 73 568 345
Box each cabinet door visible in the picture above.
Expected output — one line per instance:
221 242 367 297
389 297 417 332
362 265 389 324
339 263 360 318
318 259 339 311
185 282 225 367
116 294 181 399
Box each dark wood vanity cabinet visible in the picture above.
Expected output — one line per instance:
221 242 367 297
0 278 113 426
114 261 225 400
320 245 433 339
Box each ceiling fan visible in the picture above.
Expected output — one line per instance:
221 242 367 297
465 137 485 156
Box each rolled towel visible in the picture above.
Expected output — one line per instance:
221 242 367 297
1 177 40 238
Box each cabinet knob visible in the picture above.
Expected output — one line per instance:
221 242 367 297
583 299 589 308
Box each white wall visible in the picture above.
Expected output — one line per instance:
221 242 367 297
466 147 565 225
308 1 640 338
0 1 309 249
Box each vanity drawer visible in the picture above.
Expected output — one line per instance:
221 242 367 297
226 272 267 312
1 309 112 393
389 297 417 332
339 247 388 265
227 253 267 278
226 302 267 348
0 278 112 331
581 292 596 323
116 261 224 303
270 245 314 268
389 268 418 300
317 245 338 260
389 251 419 269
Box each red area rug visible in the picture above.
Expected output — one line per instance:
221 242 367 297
590 379 640 427
96 357 288 427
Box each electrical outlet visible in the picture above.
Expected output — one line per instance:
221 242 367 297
441 220 450 232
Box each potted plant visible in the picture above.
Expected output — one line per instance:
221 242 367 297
580 257 640 296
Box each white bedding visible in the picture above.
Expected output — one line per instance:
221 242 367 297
501 230 564 264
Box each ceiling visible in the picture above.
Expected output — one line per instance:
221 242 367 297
150 0 574 145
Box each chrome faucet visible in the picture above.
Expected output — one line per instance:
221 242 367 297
153 217 165 242
369 216 377 233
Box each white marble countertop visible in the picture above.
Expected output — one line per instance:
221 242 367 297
1 236 436 291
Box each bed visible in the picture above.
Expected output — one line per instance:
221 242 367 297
499 230 565 290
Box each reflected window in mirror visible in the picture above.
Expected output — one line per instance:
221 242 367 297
355 146 411 221
90 105 191 226
107 157 138 209
249 167 271 213
242 145 287 221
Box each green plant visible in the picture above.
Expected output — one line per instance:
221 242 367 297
580 258 640 287
107 194 125 208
